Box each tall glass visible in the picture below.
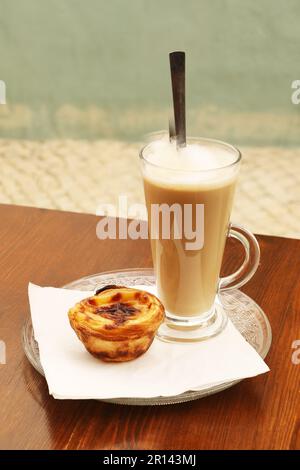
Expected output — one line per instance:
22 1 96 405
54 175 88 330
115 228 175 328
140 136 260 342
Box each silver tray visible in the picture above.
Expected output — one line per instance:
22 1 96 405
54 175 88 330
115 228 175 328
22 268 272 406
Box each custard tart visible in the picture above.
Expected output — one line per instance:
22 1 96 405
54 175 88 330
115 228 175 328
68 285 165 362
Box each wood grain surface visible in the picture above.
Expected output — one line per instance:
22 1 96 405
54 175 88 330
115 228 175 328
0 204 299 450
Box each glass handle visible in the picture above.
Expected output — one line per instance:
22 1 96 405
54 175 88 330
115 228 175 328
219 223 260 291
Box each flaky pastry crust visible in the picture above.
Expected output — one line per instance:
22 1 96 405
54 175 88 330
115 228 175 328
68 285 165 362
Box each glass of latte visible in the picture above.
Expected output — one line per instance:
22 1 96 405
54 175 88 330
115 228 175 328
140 134 260 342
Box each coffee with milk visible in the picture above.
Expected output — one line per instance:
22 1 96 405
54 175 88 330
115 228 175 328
141 136 239 318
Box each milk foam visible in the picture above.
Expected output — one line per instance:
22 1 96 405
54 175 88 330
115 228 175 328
142 136 240 188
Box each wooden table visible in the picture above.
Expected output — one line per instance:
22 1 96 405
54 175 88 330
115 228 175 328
0 204 299 450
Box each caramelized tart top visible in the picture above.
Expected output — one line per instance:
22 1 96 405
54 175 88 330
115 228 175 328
68 285 165 340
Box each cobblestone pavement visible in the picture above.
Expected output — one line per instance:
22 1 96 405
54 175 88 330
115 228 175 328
0 139 299 239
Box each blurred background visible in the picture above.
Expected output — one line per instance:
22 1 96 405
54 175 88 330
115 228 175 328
0 0 299 237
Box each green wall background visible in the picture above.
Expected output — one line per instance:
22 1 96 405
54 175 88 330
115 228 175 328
0 0 300 144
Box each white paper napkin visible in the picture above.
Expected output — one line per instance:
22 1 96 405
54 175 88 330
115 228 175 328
28 283 269 399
